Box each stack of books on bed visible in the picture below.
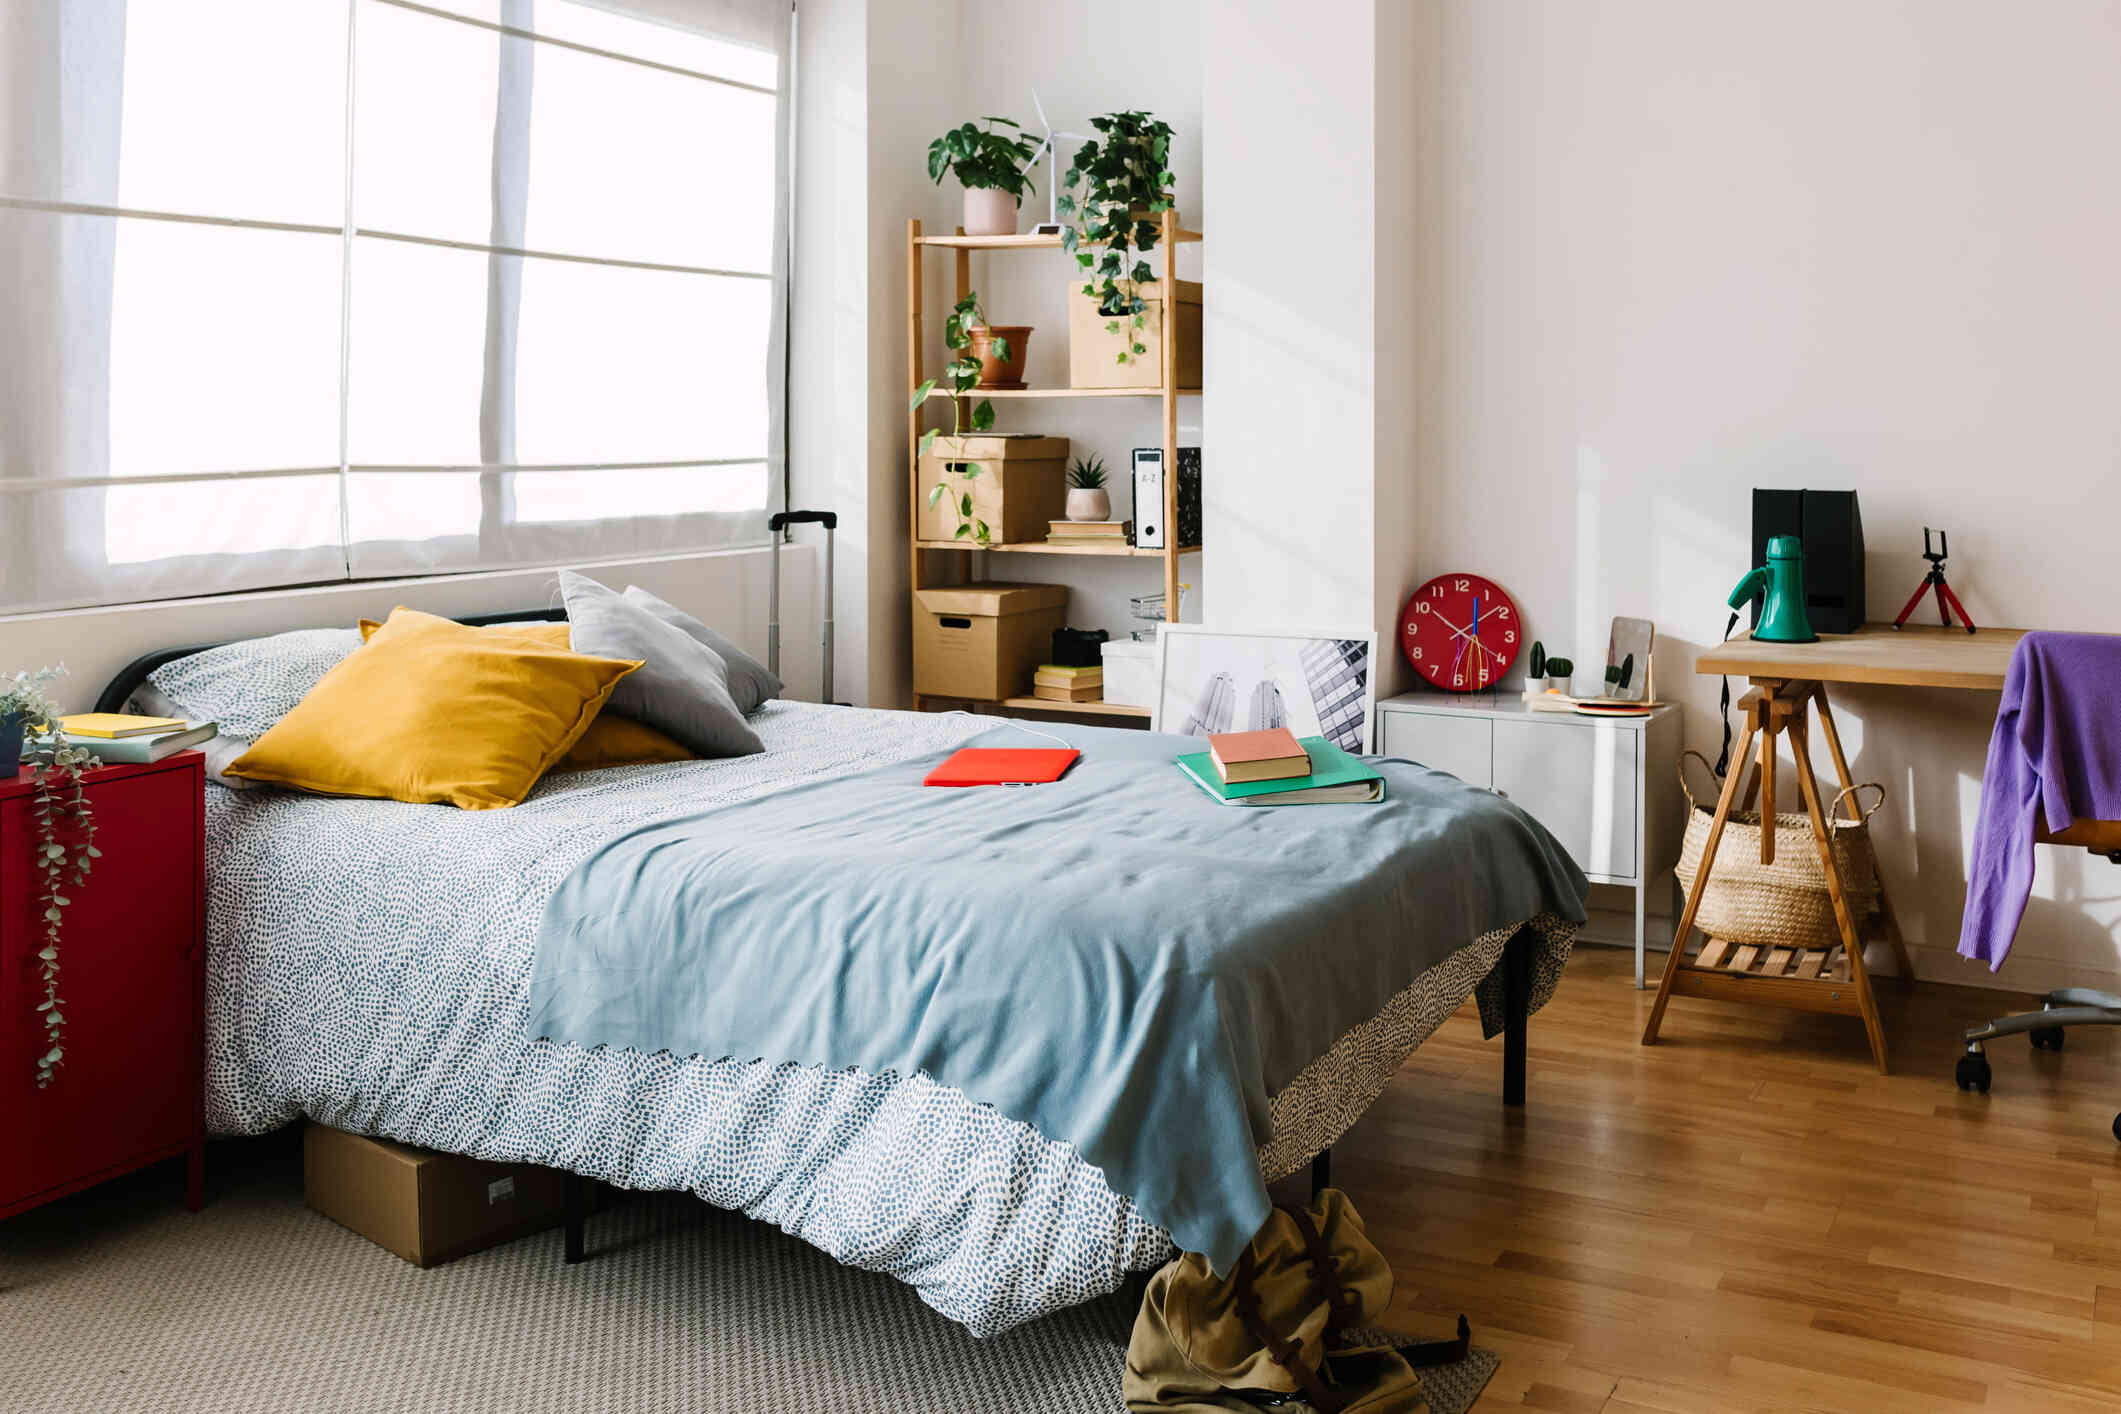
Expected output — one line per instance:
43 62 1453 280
1031 664 1103 703
40 713 219 764
1177 730 1384 806
1044 520 1130 548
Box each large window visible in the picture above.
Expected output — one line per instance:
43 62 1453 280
0 0 788 614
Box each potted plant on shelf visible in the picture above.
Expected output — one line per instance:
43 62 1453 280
913 292 1004 545
2 665 101 1088
1059 110 1177 370
928 117 1041 238
1065 455 1111 521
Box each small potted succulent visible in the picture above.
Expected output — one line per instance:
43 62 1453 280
928 117 1041 238
1065 455 1111 521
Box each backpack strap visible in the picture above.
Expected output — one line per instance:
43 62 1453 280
1286 1204 1364 1333
1234 1246 1349 1414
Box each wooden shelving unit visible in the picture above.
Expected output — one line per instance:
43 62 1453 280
907 207 1202 720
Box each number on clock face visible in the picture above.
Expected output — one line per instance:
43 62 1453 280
1397 573 1523 693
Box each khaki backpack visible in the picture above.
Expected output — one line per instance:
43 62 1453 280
1123 1188 1427 1413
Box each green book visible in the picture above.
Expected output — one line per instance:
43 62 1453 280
1175 737 1385 806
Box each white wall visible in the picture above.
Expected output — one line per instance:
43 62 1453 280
1202 0 1424 699
788 0 964 706
1412 0 2121 990
0 545 816 715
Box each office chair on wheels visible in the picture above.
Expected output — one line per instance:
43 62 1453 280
1955 817 2121 1141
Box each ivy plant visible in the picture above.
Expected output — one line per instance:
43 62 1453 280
1057 110 1176 365
927 117 1040 197
2 666 101 1089
911 292 1004 545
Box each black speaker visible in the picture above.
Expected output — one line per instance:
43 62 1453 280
1751 489 1865 634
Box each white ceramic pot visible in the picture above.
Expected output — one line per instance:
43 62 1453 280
1066 487 1112 522
1545 673 1572 695
962 187 1019 238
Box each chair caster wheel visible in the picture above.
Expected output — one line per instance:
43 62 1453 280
1955 1053 1992 1094
2031 1026 2065 1052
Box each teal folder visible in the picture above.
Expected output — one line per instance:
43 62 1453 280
1175 737 1385 806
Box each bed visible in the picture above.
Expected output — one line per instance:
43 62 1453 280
104 613 1586 1337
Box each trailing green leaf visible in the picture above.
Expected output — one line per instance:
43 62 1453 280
1059 110 1178 365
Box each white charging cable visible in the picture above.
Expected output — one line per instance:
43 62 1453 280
941 710 1074 750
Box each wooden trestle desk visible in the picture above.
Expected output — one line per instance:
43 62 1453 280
1642 623 2024 1072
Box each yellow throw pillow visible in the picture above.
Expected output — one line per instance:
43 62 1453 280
230 608 642 809
357 619 694 771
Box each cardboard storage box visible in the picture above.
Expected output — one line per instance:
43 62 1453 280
1069 279 1202 390
304 1122 571 1269
913 583 1068 701
1100 638 1158 709
917 435 1069 546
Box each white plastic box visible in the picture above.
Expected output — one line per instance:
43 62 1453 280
1100 639 1158 709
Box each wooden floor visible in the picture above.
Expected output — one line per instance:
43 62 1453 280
1340 944 2121 1413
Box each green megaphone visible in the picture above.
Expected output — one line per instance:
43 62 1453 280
1728 534 1818 643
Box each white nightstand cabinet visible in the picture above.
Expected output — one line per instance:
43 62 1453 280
1375 695 1685 987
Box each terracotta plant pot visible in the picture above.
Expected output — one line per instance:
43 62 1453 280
970 325 1032 389
962 187 1019 238
1065 487 1111 522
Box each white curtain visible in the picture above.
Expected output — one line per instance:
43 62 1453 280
0 0 790 615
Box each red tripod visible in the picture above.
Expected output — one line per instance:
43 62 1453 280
1893 527 1976 633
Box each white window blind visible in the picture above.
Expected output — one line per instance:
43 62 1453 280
0 0 789 615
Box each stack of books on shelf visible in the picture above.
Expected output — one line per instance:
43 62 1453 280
39 713 219 764
1032 664 1103 703
1045 520 1130 548
1176 727 1385 806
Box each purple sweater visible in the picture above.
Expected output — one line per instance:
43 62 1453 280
1958 632 2121 969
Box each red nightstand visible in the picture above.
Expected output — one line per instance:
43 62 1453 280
2 751 206 1219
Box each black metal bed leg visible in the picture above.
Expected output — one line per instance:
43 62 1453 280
1309 1146 1332 1197
1502 926 1532 1108
562 1171 587 1265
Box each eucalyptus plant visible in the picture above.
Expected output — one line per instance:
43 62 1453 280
2 666 101 1088
1057 110 1176 366
911 292 1005 545
927 117 1040 197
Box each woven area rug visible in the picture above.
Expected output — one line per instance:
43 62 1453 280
1 1139 1496 1414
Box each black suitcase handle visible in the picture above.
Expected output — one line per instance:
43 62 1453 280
770 509 838 532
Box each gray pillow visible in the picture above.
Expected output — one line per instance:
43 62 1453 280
622 585 781 714
559 571 762 758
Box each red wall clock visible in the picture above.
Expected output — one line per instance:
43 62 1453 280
1399 573 1522 692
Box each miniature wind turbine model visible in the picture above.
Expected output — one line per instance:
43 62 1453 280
1019 90 1089 236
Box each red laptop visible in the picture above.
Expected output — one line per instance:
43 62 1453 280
923 747 1081 787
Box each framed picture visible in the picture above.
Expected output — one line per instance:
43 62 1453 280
1153 626 1378 753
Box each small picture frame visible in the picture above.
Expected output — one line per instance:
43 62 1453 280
1153 625 1378 753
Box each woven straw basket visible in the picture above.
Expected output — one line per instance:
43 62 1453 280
1674 750 1886 950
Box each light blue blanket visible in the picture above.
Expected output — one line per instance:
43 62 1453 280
529 722 1588 1270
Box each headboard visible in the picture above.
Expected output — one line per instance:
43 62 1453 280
92 607 568 714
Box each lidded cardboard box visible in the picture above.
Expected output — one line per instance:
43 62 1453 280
917 435 1069 546
912 582 1068 701
303 1122 571 1268
1069 280 1202 390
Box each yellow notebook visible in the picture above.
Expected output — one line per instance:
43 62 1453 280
58 712 188 739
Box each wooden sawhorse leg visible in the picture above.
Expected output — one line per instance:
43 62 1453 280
1811 683 1916 987
1643 680 1891 1073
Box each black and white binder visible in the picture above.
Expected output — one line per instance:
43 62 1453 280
1131 446 1201 551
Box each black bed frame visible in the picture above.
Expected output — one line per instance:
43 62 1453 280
98 619 1536 1277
